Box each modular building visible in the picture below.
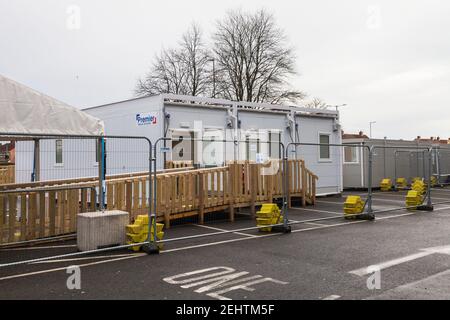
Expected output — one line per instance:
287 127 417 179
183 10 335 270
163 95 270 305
84 94 344 196
342 133 450 189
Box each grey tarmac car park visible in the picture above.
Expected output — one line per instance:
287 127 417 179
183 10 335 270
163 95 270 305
1 188 450 300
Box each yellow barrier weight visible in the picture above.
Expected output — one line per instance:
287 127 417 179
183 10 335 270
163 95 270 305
396 178 408 190
405 190 423 210
380 178 392 191
126 215 165 252
256 203 282 232
343 195 364 219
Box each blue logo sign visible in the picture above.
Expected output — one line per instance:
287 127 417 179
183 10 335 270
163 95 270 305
136 113 157 126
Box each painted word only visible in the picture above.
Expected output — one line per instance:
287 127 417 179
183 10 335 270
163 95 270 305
163 266 288 300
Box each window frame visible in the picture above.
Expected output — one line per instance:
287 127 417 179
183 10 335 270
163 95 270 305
343 144 360 164
55 139 64 166
268 130 282 159
318 132 332 162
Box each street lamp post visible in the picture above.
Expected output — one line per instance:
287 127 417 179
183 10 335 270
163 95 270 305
369 121 377 138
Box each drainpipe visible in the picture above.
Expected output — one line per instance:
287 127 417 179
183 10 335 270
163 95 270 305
228 105 239 161
286 112 296 159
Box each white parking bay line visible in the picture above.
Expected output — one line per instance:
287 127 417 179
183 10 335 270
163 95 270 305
31 254 133 264
349 251 431 277
315 200 345 205
1 206 444 282
289 207 342 215
304 222 329 227
0 253 145 281
0 245 77 251
323 295 341 300
193 224 259 238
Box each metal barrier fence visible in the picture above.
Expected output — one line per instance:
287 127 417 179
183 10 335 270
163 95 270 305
0 132 158 254
433 147 450 186
1 135 449 268
152 137 290 227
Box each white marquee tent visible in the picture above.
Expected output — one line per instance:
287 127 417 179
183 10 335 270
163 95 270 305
0 74 104 136
0 74 104 183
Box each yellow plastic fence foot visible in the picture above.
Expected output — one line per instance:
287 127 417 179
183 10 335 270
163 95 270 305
380 178 393 191
396 178 408 190
405 190 423 211
343 195 364 219
256 203 283 233
126 215 164 252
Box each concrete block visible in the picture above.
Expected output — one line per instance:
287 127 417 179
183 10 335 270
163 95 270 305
77 210 129 251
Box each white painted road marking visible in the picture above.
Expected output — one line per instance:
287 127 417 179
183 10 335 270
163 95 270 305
290 207 342 215
0 245 77 251
31 254 133 264
1 206 448 282
349 244 450 277
163 266 288 300
323 295 341 300
0 253 145 281
193 224 258 238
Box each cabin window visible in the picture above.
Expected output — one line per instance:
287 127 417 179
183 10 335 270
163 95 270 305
269 131 281 159
344 145 359 164
319 134 330 160
203 129 224 167
245 132 260 162
55 140 63 164
170 130 195 164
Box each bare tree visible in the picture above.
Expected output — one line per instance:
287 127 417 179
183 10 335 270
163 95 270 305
179 24 212 96
135 24 211 97
136 10 307 104
305 97 328 109
212 9 305 104
135 48 187 96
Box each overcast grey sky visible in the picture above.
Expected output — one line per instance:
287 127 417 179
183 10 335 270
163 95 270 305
1 0 449 140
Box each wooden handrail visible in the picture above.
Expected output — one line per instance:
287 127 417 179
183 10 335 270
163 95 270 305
0 166 194 191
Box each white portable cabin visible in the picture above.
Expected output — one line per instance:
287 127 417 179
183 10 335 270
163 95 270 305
0 74 104 184
342 134 445 189
84 94 343 196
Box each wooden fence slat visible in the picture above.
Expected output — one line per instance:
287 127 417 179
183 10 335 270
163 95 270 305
198 173 205 224
141 178 147 209
125 181 132 215
90 188 97 212
20 195 27 241
0 195 4 243
39 192 46 238
163 175 171 228
69 189 78 233
8 195 17 243
28 193 37 240
81 189 87 213
107 183 114 209
301 161 307 207
133 180 139 211
117 182 125 211
49 191 56 236
57 191 64 234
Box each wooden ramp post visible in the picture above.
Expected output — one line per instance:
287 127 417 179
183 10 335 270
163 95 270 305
228 163 236 223
198 172 205 224
250 163 257 218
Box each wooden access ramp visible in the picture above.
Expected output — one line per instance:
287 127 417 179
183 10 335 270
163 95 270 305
0 160 318 244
